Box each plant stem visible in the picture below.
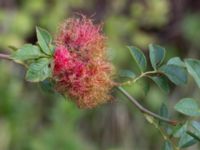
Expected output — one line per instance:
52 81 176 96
0 53 28 68
0 53 11 60
117 86 178 126
144 115 180 150
121 70 162 86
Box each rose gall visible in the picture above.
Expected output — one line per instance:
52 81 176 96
53 15 115 108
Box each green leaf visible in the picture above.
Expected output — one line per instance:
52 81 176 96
187 131 200 142
149 44 165 70
127 46 147 72
12 44 44 61
149 76 169 93
167 57 185 67
192 121 200 132
178 132 196 148
173 123 188 138
172 121 197 148
174 98 200 117
143 80 150 95
162 141 173 150
188 121 200 140
119 69 136 79
49 44 55 54
39 79 54 93
26 58 51 82
159 104 169 129
36 26 52 55
186 121 200 141
159 64 188 85
185 59 200 88
160 103 169 118
8 45 18 51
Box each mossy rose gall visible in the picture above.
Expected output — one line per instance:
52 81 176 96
53 15 115 108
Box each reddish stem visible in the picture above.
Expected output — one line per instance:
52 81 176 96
0 53 11 60
117 86 178 126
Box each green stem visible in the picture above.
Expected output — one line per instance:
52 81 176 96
144 115 180 150
121 70 162 86
117 86 178 126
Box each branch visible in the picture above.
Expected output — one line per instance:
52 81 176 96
117 86 178 126
0 53 12 60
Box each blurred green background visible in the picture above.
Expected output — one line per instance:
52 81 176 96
1 0 200 149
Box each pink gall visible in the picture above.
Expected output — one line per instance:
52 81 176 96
53 15 115 108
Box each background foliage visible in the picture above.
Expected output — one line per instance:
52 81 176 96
1 0 200 149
